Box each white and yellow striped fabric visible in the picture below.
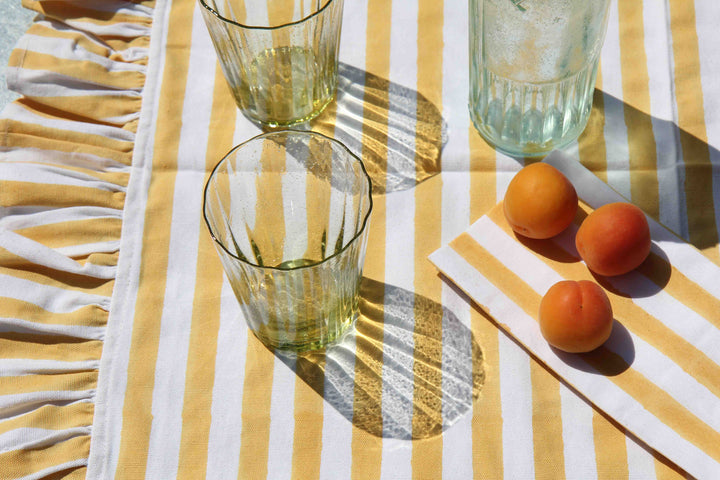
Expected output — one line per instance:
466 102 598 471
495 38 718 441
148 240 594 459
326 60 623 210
0 0 719 479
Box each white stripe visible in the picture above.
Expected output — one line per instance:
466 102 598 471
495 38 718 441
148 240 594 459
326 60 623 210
144 5 216 479
1 102 137 142
499 332 535 479
265 356 296 480
0 229 117 279
17 33 147 73
625 434 657 480
0 206 122 231
599 0 631 200
317 4 368 469
0 162 126 192
0 147 130 173
0 319 105 341
0 274 111 312
643 3 688 238
0 359 100 377
0 426 91 453
319 334 355 480
380 1 418 476
206 278 246 480
55 240 121 258
0 391 95 420
440 0 473 471
559 384 597 480
7 68 144 97
85 0 173 474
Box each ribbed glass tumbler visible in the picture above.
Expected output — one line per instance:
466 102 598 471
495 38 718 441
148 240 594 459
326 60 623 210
469 0 611 157
199 0 344 127
203 131 372 352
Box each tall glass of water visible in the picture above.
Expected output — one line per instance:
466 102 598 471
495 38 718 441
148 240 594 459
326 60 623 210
469 0 611 157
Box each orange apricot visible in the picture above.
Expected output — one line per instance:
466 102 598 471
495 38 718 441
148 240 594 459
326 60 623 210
575 202 651 276
503 163 578 239
539 280 614 353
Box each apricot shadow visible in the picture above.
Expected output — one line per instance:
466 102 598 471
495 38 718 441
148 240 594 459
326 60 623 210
552 320 635 376
591 243 672 299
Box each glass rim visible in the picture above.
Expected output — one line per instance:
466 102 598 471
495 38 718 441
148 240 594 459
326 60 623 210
203 129 373 271
198 0 337 31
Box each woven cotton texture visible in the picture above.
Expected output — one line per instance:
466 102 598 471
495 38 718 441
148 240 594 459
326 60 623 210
1 0 720 479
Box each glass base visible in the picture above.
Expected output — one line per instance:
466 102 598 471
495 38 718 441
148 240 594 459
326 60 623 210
469 61 598 158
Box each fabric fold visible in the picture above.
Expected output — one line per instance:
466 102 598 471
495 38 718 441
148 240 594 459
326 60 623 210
0 1 153 478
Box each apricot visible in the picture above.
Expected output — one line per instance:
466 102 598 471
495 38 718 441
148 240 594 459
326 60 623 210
503 163 578 239
539 280 614 353
575 202 651 276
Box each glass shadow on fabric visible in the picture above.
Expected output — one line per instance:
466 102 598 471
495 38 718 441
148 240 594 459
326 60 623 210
203 131 372 352
274 277 485 440
199 0 344 127
310 63 448 195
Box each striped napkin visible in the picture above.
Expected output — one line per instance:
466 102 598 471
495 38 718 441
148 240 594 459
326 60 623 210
429 151 720 479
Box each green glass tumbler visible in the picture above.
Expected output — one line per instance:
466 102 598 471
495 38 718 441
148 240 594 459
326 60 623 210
199 0 344 127
203 131 372 352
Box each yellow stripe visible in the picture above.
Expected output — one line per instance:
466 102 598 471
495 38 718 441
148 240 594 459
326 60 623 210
467 134 502 479
238 336 275 480
578 64 608 182
469 308 503 480
114 0 195 476
1 118 134 165
617 2 659 220
0 371 97 394
0 297 107 327
16 217 123 250
78 251 119 267
291 354 326 480
0 435 90 479
47 466 88 480
27 2 152 27
0 333 102 361
175 64 237 480
530 361 566 479
10 160 129 189
635 246 720 332
486 204 720 401
9 49 145 90
14 95 142 124
0 249 115 298
668 0 719 263
450 230 720 465
0 180 125 211
654 455 689 479
0 402 94 435
412 0 445 476
25 23 118 58
351 0 393 477
592 411 629 479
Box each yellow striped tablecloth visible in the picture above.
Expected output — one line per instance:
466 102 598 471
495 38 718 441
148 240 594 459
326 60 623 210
1 0 719 479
